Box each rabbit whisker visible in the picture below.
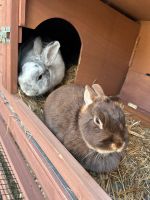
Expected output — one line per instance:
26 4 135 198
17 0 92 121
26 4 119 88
81 150 95 161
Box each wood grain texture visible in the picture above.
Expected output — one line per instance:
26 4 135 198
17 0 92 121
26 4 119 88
0 0 7 84
25 0 140 95
120 70 150 112
1 0 18 93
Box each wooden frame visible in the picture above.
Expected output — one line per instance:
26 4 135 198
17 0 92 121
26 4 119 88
2 0 18 93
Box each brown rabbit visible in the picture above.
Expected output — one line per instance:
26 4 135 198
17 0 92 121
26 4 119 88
44 84 128 173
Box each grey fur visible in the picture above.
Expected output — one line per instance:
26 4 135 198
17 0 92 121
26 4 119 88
18 37 65 96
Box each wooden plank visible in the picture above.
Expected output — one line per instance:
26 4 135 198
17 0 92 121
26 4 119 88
130 21 150 74
122 104 150 127
0 85 111 200
120 70 150 113
19 0 26 26
6 0 18 93
1 0 18 93
0 0 7 84
0 115 44 200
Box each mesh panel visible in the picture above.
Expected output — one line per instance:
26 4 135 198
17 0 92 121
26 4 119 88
0 143 24 200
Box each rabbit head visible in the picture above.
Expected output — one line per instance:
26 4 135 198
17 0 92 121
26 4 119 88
79 84 128 154
18 37 63 96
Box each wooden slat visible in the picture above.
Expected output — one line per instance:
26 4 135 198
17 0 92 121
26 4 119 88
19 0 26 26
120 70 150 113
130 21 150 74
2 0 18 93
0 0 7 84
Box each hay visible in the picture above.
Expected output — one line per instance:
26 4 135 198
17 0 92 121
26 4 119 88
18 88 45 121
18 66 150 200
61 65 78 85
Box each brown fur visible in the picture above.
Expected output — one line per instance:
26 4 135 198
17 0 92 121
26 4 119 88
44 84 128 173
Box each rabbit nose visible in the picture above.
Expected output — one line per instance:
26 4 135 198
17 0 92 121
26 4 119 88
111 143 117 150
116 141 123 148
111 141 124 151
117 142 125 152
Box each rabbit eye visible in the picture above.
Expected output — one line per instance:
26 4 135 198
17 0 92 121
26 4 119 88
94 117 100 124
38 74 43 80
94 116 103 129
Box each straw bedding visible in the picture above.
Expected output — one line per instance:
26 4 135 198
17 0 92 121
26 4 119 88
18 65 150 200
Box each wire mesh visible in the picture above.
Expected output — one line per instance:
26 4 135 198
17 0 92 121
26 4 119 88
0 143 24 200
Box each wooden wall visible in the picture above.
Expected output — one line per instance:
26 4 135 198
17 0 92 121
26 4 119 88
120 22 150 113
24 0 140 95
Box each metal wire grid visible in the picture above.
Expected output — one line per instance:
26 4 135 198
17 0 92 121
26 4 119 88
0 143 23 200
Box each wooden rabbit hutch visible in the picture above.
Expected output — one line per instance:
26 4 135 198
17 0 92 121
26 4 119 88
0 0 150 199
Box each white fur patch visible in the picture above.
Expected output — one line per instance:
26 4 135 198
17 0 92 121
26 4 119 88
83 139 125 155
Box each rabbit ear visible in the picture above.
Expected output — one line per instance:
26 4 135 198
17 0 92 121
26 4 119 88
33 37 42 56
42 41 60 66
84 85 96 106
92 84 105 97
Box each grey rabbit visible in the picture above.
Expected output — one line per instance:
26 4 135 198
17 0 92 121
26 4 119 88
44 84 128 173
18 37 65 96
